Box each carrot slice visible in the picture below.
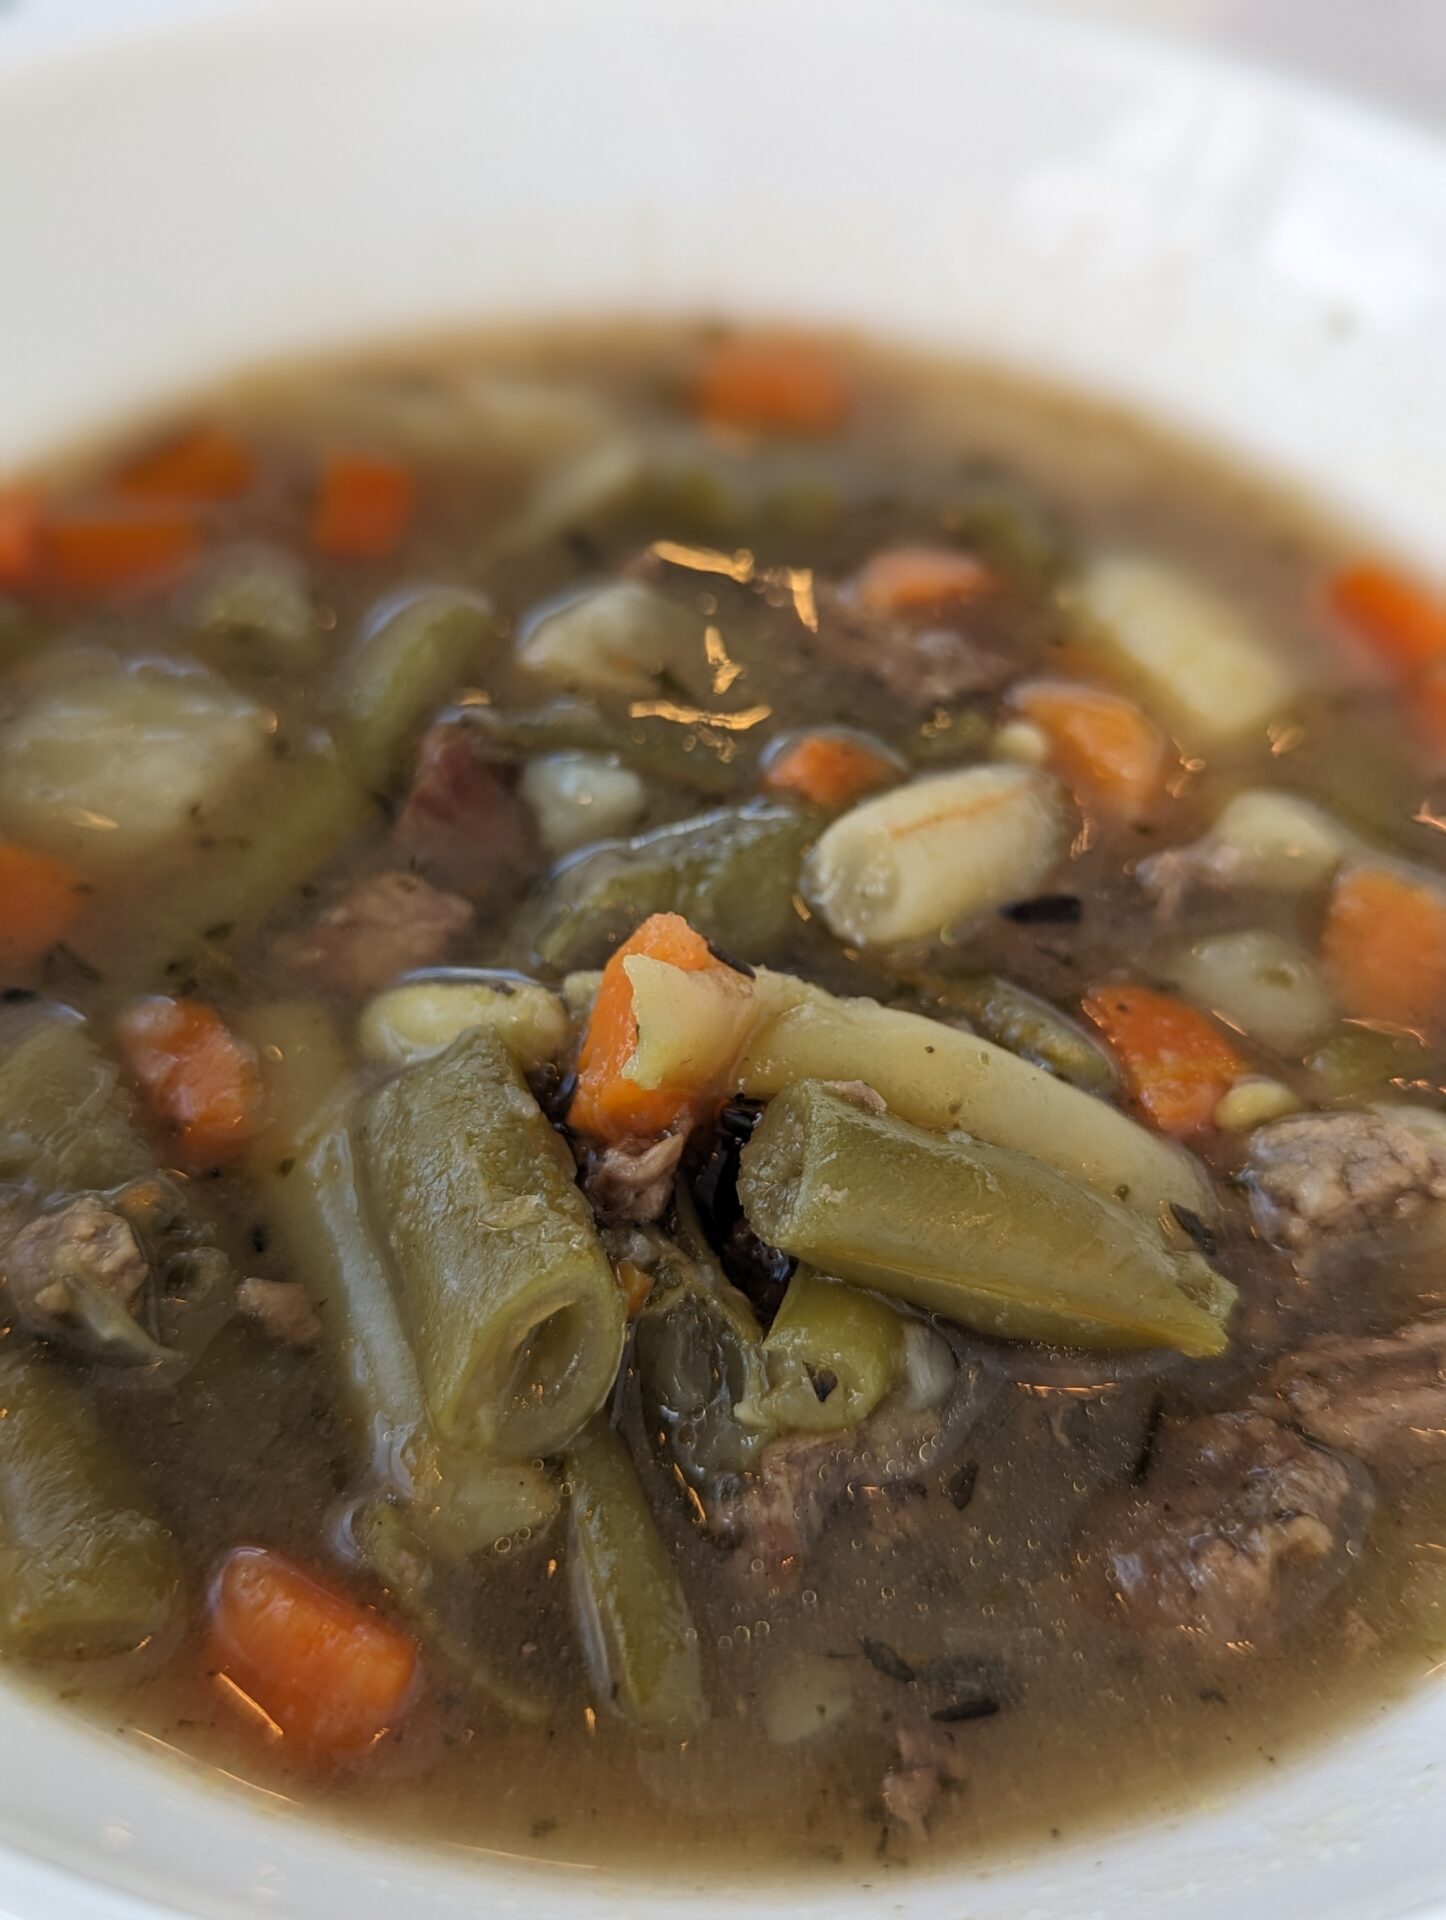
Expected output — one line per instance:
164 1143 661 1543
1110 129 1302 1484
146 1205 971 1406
1083 983 1247 1137
209 1546 419 1762
570 913 727 1142
0 487 43 593
762 731 898 809
1332 563 1446 677
117 426 256 502
43 510 202 595
1322 866 1446 1033
693 334 850 437
852 545 994 618
1012 679 1168 822
310 452 415 559
115 996 265 1168
0 843 88 970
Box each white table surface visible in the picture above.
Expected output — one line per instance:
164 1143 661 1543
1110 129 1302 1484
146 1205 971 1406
2 0 1444 128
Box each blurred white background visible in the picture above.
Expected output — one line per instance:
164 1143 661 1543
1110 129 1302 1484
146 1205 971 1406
1 0 1444 127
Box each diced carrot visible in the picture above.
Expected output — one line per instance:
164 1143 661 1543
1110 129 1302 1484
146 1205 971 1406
569 912 727 1142
1322 866 1446 1033
0 486 43 592
43 509 202 595
616 1258 656 1320
852 545 994 618
209 1546 419 1763
115 996 265 1168
309 452 416 559
762 731 898 809
117 426 256 502
693 333 850 437
1082 983 1247 1137
0 843 88 970
1331 563 1446 678
1012 679 1168 822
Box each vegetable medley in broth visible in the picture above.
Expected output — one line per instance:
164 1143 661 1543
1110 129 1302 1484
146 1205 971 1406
3 324 1446 1875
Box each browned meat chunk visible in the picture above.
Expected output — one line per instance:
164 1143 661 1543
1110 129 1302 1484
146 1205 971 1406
274 870 473 996
237 1277 322 1348
882 1722 965 1843
2 1195 147 1334
810 586 1014 711
705 1430 861 1569
581 1132 686 1225
1081 1411 1374 1644
1244 1109 1446 1265
1256 1318 1446 1469
395 722 540 900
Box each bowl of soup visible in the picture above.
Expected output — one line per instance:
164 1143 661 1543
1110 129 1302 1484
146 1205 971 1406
2 4 1446 1918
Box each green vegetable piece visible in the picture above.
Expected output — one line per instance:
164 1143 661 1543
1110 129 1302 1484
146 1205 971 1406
738 1081 1235 1356
633 1216 769 1486
564 1417 706 1740
0 1348 180 1659
1304 1026 1434 1103
741 1267 904 1433
936 975 1118 1096
183 544 316 658
0 1012 155 1193
245 1003 559 1555
528 802 817 971
330 589 494 788
453 700 741 797
363 1029 625 1459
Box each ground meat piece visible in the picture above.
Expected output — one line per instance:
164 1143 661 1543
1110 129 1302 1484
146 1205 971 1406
882 1721 965 1843
1081 1411 1374 1644
581 1132 686 1225
1244 1109 1446 1266
811 586 1014 710
1255 1318 1446 1469
395 722 540 900
274 870 473 996
2 1195 147 1334
237 1277 322 1348
705 1431 862 1568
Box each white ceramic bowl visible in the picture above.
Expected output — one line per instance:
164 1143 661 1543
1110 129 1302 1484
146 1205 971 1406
3 4 1446 1916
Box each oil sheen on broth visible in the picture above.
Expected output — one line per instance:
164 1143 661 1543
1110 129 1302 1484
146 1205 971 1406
1 325 1445 1881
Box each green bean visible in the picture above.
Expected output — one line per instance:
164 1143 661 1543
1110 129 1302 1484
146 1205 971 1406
564 1417 706 1740
528 802 818 972
112 751 373 992
739 1268 904 1434
926 975 1118 1096
0 1012 154 1193
451 699 742 797
632 1215 769 1486
0 1348 180 1659
330 589 495 789
738 1082 1235 1355
1304 1026 1434 1103
244 1004 559 1551
351 1497 550 1724
363 1029 625 1459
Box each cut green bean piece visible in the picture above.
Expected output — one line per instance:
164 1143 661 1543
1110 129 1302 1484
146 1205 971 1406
245 1004 559 1552
364 1029 625 1459
0 1011 155 1193
528 803 817 971
330 589 494 788
565 1418 706 1740
739 1082 1235 1355
933 976 1118 1095
451 699 742 796
739 1268 904 1433
0 1348 180 1659
1304 1026 1433 1103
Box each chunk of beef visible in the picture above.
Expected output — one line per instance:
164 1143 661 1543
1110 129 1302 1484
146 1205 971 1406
1244 1108 1446 1266
705 1429 860 1569
1081 1411 1374 1644
237 1277 322 1348
811 585 1014 711
1255 1318 1446 1469
581 1132 686 1225
395 722 540 901
273 870 473 996
2 1195 147 1333
882 1721 966 1843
